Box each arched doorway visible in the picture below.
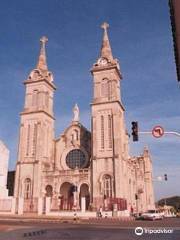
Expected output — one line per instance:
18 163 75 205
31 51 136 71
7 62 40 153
79 183 90 210
60 182 74 210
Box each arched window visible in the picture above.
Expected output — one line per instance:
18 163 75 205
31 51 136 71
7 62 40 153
103 175 112 198
71 134 74 142
101 78 112 100
24 178 31 199
108 81 112 100
101 78 109 97
45 185 53 197
26 124 30 156
45 92 49 108
74 130 78 141
32 90 38 106
108 115 112 148
32 123 38 156
71 130 79 142
101 115 104 149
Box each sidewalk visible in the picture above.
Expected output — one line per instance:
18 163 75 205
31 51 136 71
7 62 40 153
0 214 134 223
0 214 72 223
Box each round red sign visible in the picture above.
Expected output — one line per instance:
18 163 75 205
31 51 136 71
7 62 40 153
152 126 164 138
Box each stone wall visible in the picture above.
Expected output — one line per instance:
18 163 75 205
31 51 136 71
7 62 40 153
0 140 9 198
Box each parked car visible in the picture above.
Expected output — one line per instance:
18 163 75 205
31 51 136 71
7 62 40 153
139 210 164 220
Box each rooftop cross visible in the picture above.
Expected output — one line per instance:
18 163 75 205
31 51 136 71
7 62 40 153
101 22 109 31
40 36 48 45
37 36 48 71
99 22 113 61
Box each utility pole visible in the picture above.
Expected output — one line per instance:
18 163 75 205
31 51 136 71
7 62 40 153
131 122 180 140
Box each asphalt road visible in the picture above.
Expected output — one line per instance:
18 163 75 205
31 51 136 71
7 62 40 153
0 218 180 240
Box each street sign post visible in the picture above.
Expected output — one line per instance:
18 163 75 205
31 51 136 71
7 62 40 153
152 126 164 138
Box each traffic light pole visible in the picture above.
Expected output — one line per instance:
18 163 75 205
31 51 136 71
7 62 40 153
139 131 180 137
131 121 180 141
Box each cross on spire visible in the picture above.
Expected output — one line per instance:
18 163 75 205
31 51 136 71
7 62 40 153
40 36 48 45
101 22 109 31
100 22 113 61
37 36 48 71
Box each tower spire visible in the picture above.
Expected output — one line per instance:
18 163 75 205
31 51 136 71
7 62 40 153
37 36 48 71
100 22 113 61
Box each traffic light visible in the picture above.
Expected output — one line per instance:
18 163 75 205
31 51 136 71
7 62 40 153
131 121 138 141
164 174 168 181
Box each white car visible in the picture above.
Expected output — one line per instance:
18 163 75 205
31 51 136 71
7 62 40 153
141 210 164 220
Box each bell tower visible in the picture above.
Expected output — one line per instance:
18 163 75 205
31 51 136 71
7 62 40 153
91 23 128 209
14 37 56 212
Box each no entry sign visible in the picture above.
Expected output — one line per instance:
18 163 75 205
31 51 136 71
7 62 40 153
152 126 164 138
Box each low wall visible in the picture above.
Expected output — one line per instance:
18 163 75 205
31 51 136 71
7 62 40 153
0 197 15 214
47 211 97 218
0 197 131 217
44 197 130 218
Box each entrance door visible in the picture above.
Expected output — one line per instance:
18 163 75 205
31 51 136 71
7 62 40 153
79 183 90 210
60 182 74 210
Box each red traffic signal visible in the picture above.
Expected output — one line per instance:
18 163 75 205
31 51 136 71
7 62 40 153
131 121 138 141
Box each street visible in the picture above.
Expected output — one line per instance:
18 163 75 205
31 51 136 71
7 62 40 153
0 218 180 240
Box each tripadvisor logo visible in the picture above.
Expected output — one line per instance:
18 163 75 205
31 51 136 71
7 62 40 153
135 227 173 235
135 227 143 236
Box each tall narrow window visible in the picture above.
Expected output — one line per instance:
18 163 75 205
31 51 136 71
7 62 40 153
24 178 31 199
32 90 38 107
45 126 49 156
108 81 112 100
74 130 78 141
101 78 108 97
108 115 112 148
45 92 49 108
103 175 112 198
101 115 104 149
45 185 53 197
26 124 30 156
32 124 38 156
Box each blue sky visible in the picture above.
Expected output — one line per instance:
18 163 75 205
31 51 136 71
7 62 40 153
0 0 179 200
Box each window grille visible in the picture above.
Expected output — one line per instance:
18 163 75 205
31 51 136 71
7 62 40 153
66 149 86 169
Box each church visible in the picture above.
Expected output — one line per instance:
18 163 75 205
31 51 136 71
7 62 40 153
14 23 155 215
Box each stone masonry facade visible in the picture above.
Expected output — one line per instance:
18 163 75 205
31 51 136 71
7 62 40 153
14 23 155 215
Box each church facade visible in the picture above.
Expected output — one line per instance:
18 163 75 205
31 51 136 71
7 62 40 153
14 23 155 215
